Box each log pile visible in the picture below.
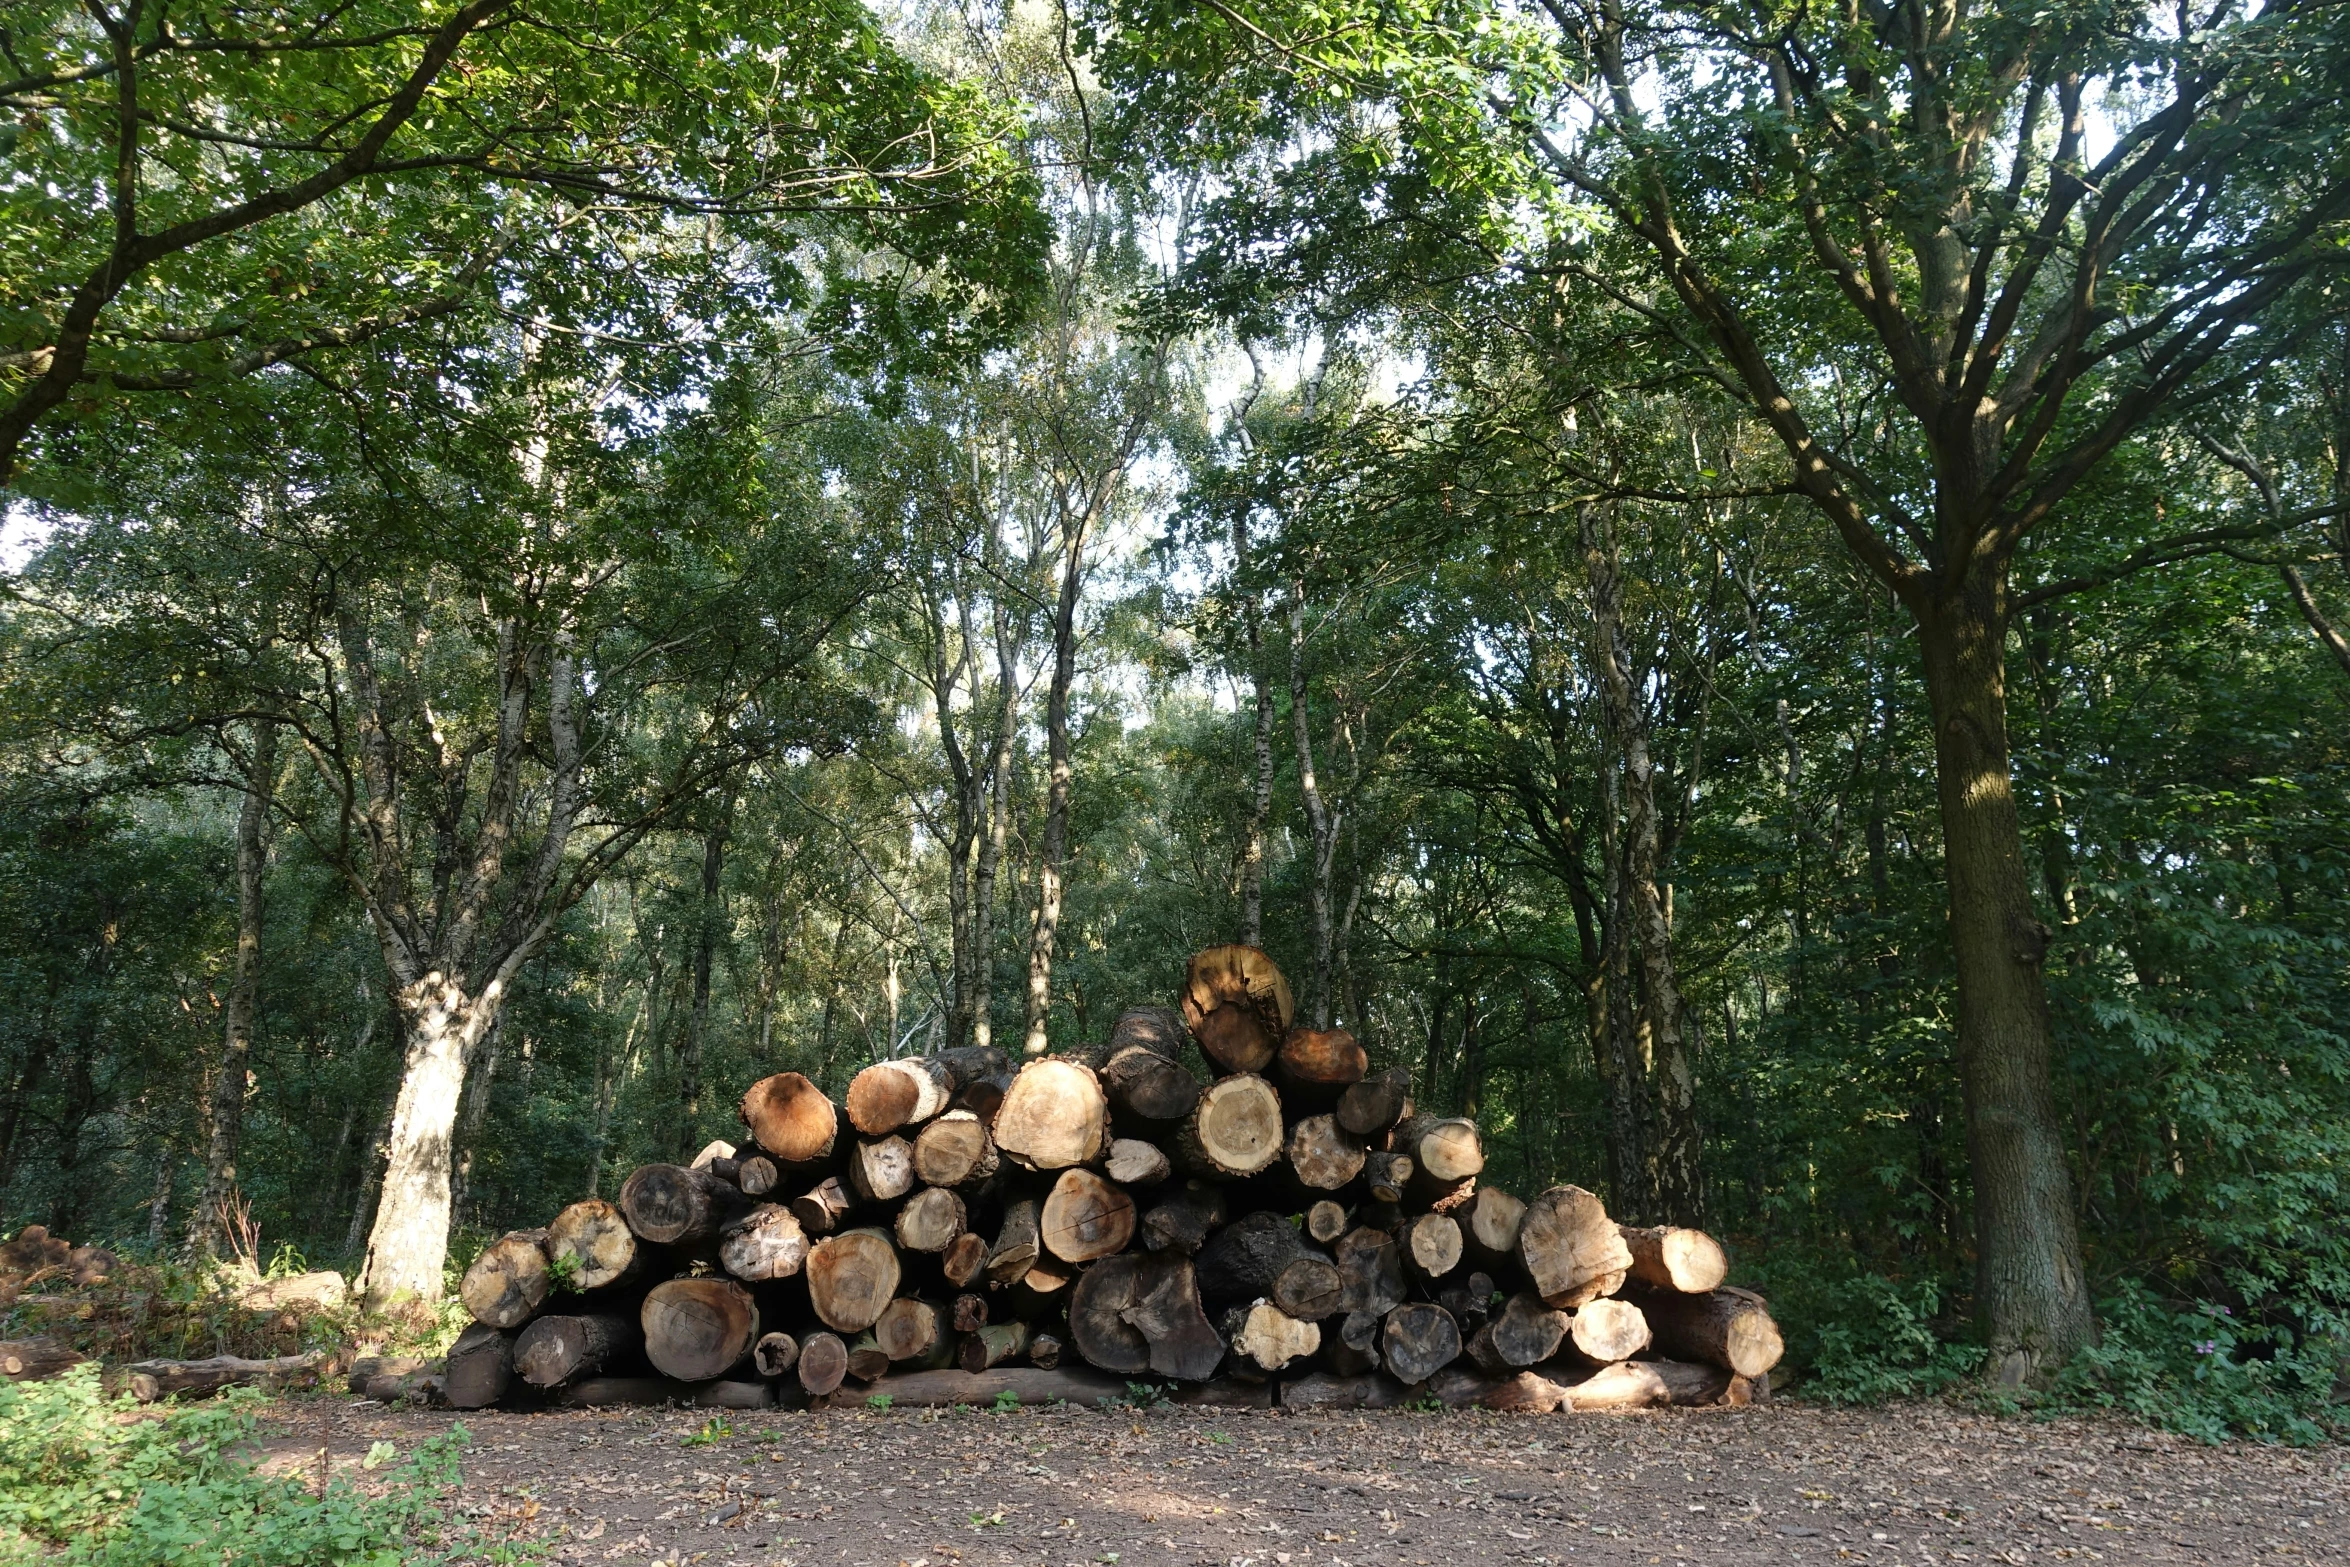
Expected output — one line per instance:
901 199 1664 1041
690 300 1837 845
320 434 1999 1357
439 945 1782 1413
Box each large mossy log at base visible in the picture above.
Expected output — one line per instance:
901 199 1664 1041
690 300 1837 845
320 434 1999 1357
642 1277 761 1382
460 1228 552 1329
737 1072 840 1166
1180 944 1294 1074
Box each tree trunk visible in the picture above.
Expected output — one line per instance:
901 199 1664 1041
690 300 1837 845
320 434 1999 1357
1917 584 2094 1373
1288 584 1338 1027
362 974 510 1308
1023 520 1085 1056
190 720 277 1259
679 795 733 1159
972 598 1020 1054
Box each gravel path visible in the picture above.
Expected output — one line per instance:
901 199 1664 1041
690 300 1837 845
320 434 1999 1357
268 1397 2344 1565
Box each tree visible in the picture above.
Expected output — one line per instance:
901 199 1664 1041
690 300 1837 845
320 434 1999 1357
1099 0 2350 1375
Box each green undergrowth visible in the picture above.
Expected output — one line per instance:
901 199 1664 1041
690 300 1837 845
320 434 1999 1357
1750 1253 2347 1444
0 1365 508 1565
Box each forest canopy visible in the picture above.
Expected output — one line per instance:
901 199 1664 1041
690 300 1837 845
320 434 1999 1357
1 0 2346 1431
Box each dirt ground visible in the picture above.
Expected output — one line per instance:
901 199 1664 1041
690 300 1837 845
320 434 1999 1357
266 1397 2344 1566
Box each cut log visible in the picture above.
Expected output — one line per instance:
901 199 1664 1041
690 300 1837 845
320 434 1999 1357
911 1110 999 1188
126 1351 322 1403
619 1163 748 1248
1305 1200 1350 1244
1569 1298 1653 1363
1461 1187 1527 1269
874 1297 948 1362
1319 1335 1380 1377
753 1332 800 1378
959 1320 1031 1372
1468 1292 1567 1371
1067 1251 1224 1380
1279 1370 1417 1410
1100 1045 1202 1127
1337 1308 1385 1355
514 1312 643 1387
951 1293 989 1333
345 1354 430 1395
1028 1333 1062 1370
804 1228 902 1333
460 1229 552 1329
1181 944 1294 1074
941 1230 990 1288
991 1059 1110 1171
1273 1257 1344 1321
1517 1185 1634 1308
544 1376 680 1408
789 1177 854 1237
1231 1303 1320 1372
1140 1181 1226 1254
821 1366 1122 1408
1361 1150 1413 1204
1332 1226 1407 1318
985 1198 1041 1285
847 1136 915 1204
1438 1272 1495 1335
1104 1137 1172 1187
846 1330 887 1380
1619 1225 1731 1294
895 1186 968 1253
846 1057 956 1136
363 1369 444 1405
1276 1026 1367 1106
1624 1284 1784 1377
1336 1067 1412 1137
1560 1357 1733 1409
1381 1303 1463 1385
1174 1073 1283 1179
1395 1115 1484 1183
1109 1005 1189 1058
1066 1254 1149 1374
737 1072 839 1166
690 1138 737 1171
0 1334 81 1381
797 1331 849 1397
735 1154 781 1198
642 1277 760 1382
719 1204 810 1282
444 1324 516 1410
691 1379 773 1410
1041 1168 1136 1262
1400 1212 1463 1283
1428 1365 1571 1413
1195 1210 1310 1305
1284 1114 1366 1190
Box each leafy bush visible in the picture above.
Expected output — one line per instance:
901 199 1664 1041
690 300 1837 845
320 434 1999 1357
2049 1282 2345 1446
0 1365 486 1565
1780 1270 1985 1405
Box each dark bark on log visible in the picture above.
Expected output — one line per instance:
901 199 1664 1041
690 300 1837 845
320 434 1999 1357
942 1230 990 1288
1362 1150 1413 1203
1027 1333 1062 1370
1109 1006 1188 1058
515 1312 643 1387
848 1137 915 1205
445 1324 516 1409
959 1320 1030 1371
1279 1370 1418 1410
1100 1045 1201 1127
1 1338 84 1382
619 1165 751 1248
460 1229 552 1329
345 1354 431 1394
985 1199 1041 1285
126 1351 323 1402
689 1380 773 1409
789 1178 854 1237
823 1366 1123 1407
1333 1227 1407 1318
952 1293 989 1332
1336 1068 1412 1137
1195 1210 1310 1305
1140 1181 1225 1254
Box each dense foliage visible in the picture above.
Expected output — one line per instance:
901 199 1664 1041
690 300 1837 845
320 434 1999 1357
2 0 2345 1438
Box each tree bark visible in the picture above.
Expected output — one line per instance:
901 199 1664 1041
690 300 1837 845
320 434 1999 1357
1917 585 2094 1372
190 719 277 1259
679 794 733 1159
972 595 1021 1053
1288 584 1339 1027
1023 514 1086 1056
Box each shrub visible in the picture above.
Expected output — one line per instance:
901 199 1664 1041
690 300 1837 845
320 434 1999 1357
0 1365 491 1565
2049 1281 2345 1446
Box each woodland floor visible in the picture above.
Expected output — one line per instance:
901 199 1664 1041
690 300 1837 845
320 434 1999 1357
260 1397 2344 1567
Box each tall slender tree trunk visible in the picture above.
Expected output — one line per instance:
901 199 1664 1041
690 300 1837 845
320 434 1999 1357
1232 513 1275 948
448 1013 505 1228
1582 511 1703 1225
972 600 1021 1053
147 1152 175 1255
189 721 278 1258
1023 526 1084 1055
1917 576 2094 1376
679 797 733 1157
937 593 981 1048
344 1085 397 1261
1288 585 1338 1027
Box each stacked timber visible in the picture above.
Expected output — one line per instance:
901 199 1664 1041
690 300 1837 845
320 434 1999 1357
438 948 1782 1413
